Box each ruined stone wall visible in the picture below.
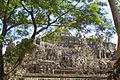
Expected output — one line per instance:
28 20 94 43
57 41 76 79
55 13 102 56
15 40 114 75
5 32 116 75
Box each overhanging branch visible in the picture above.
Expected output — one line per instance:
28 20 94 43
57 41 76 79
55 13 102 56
50 1 80 25
7 5 17 22
36 26 49 35
20 2 31 13
6 22 46 31
6 57 23 77
7 23 23 31
2 0 10 36
31 6 37 39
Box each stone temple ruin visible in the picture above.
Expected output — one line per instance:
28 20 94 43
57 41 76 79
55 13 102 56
15 31 116 75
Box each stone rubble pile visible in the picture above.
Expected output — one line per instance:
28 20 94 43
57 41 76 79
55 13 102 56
15 41 113 75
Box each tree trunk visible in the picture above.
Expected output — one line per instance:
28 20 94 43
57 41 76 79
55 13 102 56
0 44 4 80
108 0 120 79
117 37 120 59
108 0 120 59
0 0 10 79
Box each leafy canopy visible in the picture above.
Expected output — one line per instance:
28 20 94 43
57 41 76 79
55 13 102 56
0 0 115 70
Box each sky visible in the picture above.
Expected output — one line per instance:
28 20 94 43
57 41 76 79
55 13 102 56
74 0 118 45
102 0 118 44
71 0 118 45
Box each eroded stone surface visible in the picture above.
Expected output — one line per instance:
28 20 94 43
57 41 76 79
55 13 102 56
4 32 116 75
14 32 116 75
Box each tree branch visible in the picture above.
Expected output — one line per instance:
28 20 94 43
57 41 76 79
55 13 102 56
20 2 31 13
6 57 23 78
7 5 17 22
0 13 2 18
36 26 49 35
36 13 51 35
50 1 80 25
47 14 50 25
20 2 37 39
31 6 37 39
6 23 23 31
2 0 10 36
35 24 68 35
6 22 47 31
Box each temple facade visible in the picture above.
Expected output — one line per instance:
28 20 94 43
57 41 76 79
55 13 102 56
12 31 117 75
36 31 116 60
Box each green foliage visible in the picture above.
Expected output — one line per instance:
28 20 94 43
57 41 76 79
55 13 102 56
116 0 120 14
64 0 114 35
16 29 29 36
43 32 61 43
14 38 37 57
4 38 37 65
43 27 69 42
0 35 5 43
0 0 114 42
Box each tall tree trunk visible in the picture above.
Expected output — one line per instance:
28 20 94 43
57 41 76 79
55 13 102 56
108 0 120 59
0 44 4 80
108 0 120 79
117 37 120 58
0 0 10 79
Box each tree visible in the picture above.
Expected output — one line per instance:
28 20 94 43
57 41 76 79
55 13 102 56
107 0 120 80
108 0 120 59
0 0 113 80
